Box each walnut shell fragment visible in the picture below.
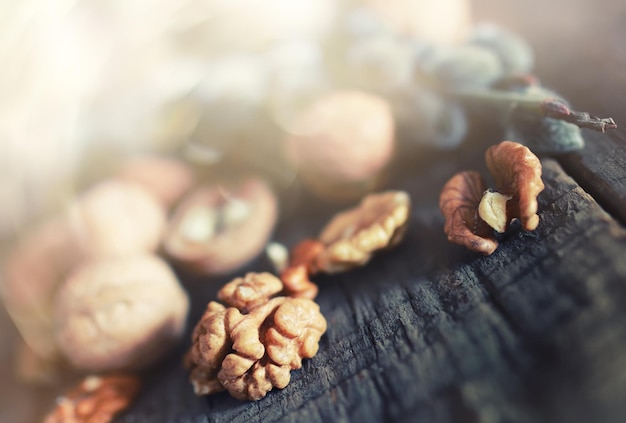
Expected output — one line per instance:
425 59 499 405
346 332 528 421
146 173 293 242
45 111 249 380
185 272 326 401
43 374 140 423
163 178 278 275
315 191 410 273
439 141 544 255
439 171 499 255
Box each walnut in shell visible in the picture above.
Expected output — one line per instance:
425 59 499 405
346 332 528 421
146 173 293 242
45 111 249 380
314 191 410 273
163 178 278 275
285 90 395 200
67 179 166 257
1 219 84 380
54 254 189 373
185 272 326 401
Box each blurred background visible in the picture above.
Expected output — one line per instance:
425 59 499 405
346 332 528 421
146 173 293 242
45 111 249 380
1 0 625 421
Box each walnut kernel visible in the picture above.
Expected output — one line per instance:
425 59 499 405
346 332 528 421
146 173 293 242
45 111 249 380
439 171 498 255
185 273 326 401
43 374 140 423
315 191 410 273
440 141 544 254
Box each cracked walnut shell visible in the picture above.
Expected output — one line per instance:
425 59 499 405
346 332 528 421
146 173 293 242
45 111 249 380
315 191 410 273
185 272 326 401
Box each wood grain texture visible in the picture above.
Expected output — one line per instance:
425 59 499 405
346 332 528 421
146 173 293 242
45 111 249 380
119 157 626 423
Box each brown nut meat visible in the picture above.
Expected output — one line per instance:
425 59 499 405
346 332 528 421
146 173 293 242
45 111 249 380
43 374 140 423
54 254 189 373
163 178 278 275
439 171 499 255
185 273 326 401
315 191 410 273
439 141 544 255
485 141 545 231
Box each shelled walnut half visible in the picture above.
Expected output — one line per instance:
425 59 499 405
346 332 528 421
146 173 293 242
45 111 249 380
314 191 410 273
439 141 544 255
185 272 326 401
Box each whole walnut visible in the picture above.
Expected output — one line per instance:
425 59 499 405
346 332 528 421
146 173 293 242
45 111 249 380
285 90 395 200
186 272 326 401
67 179 166 257
1 219 84 382
54 254 189 373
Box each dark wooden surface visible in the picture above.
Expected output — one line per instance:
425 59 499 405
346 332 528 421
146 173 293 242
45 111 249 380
2 1 626 422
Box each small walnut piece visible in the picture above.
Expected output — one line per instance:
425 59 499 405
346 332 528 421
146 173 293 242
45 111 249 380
54 254 189 373
439 141 544 255
315 191 410 273
186 272 326 401
440 171 498 255
43 374 140 423
163 178 278 275
485 140 545 231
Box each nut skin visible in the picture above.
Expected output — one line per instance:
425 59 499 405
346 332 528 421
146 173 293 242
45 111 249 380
315 191 410 273
116 155 196 209
54 254 189 373
485 141 545 231
163 178 278 275
185 273 326 401
439 171 498 255
67 179 166 257
43 374 140 423
285 90 395 200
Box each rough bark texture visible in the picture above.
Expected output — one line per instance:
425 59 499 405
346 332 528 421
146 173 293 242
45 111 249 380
115 155 626 423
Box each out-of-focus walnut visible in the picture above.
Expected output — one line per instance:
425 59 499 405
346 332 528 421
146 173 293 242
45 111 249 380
185 273 326 401
485 141 545 231
314 191 410 273
285 91 395 201
163 178 278 275
439 141 544 255
67 180 166 257
115 155 196 209
1 219 84 382
43 374 140 423
439 171 498 255
54 254 189 373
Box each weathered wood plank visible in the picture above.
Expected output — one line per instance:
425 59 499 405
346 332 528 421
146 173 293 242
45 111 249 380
557 129 626 224
120 158 626 423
